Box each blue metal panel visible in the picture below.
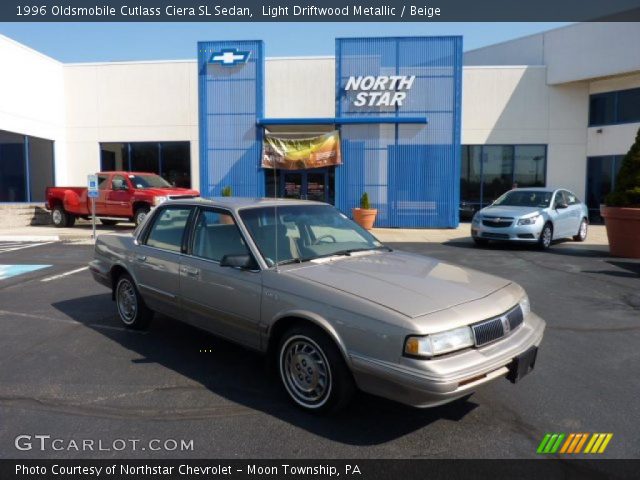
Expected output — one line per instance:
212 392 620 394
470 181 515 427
198 40 264 198
257 117 428 125
335 36 462 228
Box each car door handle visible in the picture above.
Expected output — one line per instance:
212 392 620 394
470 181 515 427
134 255 147 262
181 266 200 277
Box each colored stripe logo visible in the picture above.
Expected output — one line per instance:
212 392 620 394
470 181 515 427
537 433 613 454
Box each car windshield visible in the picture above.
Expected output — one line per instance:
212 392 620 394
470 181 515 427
239 204 385 266
492 190 552 208
127 174 172 189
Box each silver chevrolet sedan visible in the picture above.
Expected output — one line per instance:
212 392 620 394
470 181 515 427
89 198 545 413
471 188 589 249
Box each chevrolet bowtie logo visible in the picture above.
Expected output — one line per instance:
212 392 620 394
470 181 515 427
209 48 251 66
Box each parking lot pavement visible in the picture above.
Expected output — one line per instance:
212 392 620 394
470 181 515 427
0 239 638 459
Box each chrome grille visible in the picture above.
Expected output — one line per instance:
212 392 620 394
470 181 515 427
471 305 523 347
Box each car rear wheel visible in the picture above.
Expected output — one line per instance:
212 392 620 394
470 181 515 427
538 223 553 250
115 273 152 329
573 218 588 242
278 324 354 413
472 237 489 247
51 205 68 228
133 206 150 226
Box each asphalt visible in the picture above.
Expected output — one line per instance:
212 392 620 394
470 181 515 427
0 238 638 459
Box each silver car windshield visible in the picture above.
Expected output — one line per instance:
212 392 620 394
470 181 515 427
239 205 385 266
493 191 552 208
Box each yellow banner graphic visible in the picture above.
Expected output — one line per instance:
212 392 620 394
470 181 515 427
262 131 342 170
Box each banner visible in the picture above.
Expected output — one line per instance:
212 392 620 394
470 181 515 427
262 131 341 170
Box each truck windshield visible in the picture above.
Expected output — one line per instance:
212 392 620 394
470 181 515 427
239 204 385 267
128 174 172 189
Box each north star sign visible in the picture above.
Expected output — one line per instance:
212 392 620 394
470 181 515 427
345 75 416 107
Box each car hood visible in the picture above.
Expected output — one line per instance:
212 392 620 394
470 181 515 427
480 205 542 218
286 251 511 318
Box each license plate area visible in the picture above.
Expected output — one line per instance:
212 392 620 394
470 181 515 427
507 346 538 383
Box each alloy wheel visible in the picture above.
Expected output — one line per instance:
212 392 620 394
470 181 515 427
117 279 138 324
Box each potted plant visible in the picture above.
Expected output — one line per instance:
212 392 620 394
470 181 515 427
601 127 640 258
221 185 232 197
352 192 377 230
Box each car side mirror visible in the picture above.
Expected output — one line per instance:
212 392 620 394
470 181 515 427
556 203 568 210
220 254 256 270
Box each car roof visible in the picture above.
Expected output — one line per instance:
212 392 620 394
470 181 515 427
164 196 329 212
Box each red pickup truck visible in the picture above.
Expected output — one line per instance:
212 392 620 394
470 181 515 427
45 172 199 227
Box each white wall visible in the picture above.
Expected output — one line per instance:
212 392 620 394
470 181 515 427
265 57 335 118
462 66 590 197
0 35 67 183
63 60 199 187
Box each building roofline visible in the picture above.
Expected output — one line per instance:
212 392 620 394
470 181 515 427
0 33 61 65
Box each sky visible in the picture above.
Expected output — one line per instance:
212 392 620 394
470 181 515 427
0 22 571 62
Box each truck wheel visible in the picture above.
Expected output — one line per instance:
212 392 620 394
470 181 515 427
115 273 152 329
51 205 68 228
133 206 150 226
278 324 355 414
65 215 76 228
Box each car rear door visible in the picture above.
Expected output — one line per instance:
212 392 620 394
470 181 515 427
132 205 194 319
179 207 262 350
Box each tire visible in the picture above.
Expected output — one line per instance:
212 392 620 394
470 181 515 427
473 237 489 247
278 324 355 414
51 205 68 228
573 218 588 242
538 223 553 250
100 219 119 226
65 215 76 228
133 206 150 226
114 273 152 329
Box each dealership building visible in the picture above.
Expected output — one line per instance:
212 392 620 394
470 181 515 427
0 22 639 227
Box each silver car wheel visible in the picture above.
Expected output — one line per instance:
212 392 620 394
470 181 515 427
116 278 138 325
280 335 332 409
579 220 587 239
52 209 62 225
135 211 147 225
541 225 552 248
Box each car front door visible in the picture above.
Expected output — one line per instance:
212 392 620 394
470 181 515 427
107 174 132 217
95 174 110 215
551 191 572 238
179 208 262 350
564 190 583 236
132 205 194 318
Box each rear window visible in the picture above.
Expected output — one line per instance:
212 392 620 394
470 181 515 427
145 207 192 253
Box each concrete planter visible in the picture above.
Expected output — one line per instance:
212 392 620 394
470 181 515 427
352 208 377 230
601 206 640 258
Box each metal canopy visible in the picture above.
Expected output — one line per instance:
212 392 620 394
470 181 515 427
256 117 429 126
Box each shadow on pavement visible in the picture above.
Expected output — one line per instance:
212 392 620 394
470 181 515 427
51 293 477 446
439 238 608 258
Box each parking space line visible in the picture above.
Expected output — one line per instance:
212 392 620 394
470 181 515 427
90 323 148 334
0 241 54 254
40 266 89 282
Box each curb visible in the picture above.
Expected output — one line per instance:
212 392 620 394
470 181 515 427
0 235 60 242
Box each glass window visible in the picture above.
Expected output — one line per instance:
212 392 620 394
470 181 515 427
130 143 159 173
127 174 172 189
100 143 128 171
161 142 191 188
589 93 616 126
565 191 579 205
494 190 552 208
191 210 248 262
27 136 55 202
0 130 27 202
111 175 128 191
514 146 546 187
460 146 482 206
617 88 640 124
97 174 109 189
481 146 514 205
145 207 192 252
586 155 623 222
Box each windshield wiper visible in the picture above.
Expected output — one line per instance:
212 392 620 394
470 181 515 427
275 257 303 266
315 245 393 259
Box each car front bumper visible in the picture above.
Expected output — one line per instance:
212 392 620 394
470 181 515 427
471 221 543 243
349 312 545 408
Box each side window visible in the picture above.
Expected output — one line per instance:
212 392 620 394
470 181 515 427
191 210 249 262
566 191 579 205
111 175 128 191
553 192 566 208
145 207 192 253
97 175 109 190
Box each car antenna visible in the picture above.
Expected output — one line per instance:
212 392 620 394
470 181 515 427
271 132 279 272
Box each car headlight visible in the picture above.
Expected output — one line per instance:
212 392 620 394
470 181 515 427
404 326 474 358
519 294 531 318
153 196 168 206
517 214 540 225
472 214 482 224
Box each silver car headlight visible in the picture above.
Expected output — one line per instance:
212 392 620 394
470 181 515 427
404 326 474 358
519 294 531 318
517 214 540 225
472 214 482 224
153 196 168 206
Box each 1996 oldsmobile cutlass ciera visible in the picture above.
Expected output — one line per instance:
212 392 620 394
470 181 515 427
89 198 545 413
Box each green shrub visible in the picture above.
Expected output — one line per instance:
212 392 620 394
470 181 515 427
221 186 232 197
360 192 371 210
606 127 640 207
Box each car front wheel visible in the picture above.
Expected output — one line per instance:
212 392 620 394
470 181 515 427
278 324 354 413
115 273 152 329
538 223 553 250
133 206 150 226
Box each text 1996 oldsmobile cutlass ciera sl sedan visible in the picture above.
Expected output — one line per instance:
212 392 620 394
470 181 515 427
89 198 545 413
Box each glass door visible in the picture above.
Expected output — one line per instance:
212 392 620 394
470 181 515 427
279 169 329 202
